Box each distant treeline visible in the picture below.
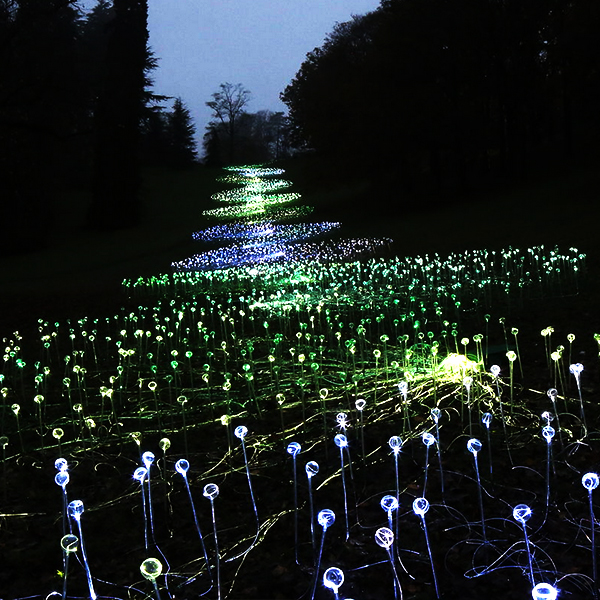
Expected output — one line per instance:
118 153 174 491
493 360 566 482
0 0 197 252
203 109 294 168
281 0 600 197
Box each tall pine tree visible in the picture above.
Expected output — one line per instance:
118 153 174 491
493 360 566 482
166 97 197 168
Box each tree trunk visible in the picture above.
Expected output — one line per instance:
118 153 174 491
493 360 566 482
87 0 148 230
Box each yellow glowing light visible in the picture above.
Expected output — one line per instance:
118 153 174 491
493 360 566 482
436 353 480 380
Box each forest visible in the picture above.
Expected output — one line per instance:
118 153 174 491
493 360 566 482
2 2 600 599
2 0 599 255
281 0 600 201
0 0 198 254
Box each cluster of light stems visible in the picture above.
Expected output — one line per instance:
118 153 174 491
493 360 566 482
140 244 584 315
192 221 341 244
0 284 596 598
3 255 588 453
0 163 595 599
172 237 393 271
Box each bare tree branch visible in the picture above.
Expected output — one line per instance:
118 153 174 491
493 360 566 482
206 82 251 163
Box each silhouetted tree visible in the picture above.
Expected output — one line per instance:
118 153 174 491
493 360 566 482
202 123 224 167
166 97 198 167
206 82 251 163
282 0 596 198
203 109 292 165
87 0 149 230
80 0 113 91
0 0 84 253
244 110 290 160
140 106 168 166
544 0 600 159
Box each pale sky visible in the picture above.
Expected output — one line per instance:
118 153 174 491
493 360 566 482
80 0 382 148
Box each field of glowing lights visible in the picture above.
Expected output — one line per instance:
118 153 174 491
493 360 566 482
1 164 600 600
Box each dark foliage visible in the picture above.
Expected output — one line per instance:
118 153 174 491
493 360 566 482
202 123 224 168
87 0 149 230
203 108 293 167
165 98 198 168
0 0 200 250
281 0 600 198
0 0 85 253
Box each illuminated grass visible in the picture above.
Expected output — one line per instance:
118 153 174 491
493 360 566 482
192 221 341 244
0 164 596 600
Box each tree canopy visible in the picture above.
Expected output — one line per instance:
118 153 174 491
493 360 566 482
204 83 293 165
281 0 600 196
166 98 198 167
206 82 251 164
0 0 199 252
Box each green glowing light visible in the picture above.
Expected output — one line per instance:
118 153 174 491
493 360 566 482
140 557 162 581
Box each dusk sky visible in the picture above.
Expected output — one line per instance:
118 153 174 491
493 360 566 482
80 0 383 150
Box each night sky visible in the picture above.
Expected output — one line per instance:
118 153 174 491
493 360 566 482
79 0 382 148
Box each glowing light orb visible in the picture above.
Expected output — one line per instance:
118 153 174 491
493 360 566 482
175 459 190 476
375 526 395 549
380 495 399 513
317 508 336 529
513 504 532 524
582 472 600 491
61 534 79 553
422 432 436 447
203 483 219 500
235 425 248 439
305 461 319 478
323 567 344 594
531 583 558 600
467 438 482 455
287 441 301 456
413 497 430 516
389 436 403 454
140 557 163 581
55 471 69 488
133 467 148 483
334 433 348 448
542 426 555 443
437 353 480 380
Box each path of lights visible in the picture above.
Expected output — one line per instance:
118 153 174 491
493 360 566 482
172 237 393 271
140 245 583 315
225 206 315 222
1 233 595 599
191 163 392 274
192 221 341 244
222 164 285 177
203 165 304 222
211 179 293 201
202 194 303 220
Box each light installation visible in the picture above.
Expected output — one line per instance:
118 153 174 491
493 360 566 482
0 163 597 600
192 221 341 244
176 164 392 270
